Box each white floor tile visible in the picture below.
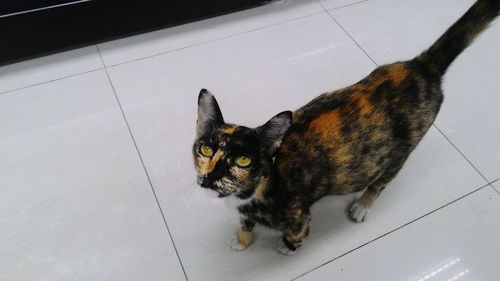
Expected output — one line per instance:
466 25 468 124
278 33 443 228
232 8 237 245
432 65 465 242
318 0 366 10
330 0 500 180
0 71 185 281
297 187 500 281
3 1 497 279
106 12 376 210
107 10 486 281
0 46 103 94
98 0 323 66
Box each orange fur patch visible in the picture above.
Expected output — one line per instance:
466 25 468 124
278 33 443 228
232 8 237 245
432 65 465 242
387 64 409 84
221 125 238 135
354 63 409 93
308 110 342 139
371 64 408 87
355 94 373 115
199 150 224 174
254 177 269 202
237 230 253 246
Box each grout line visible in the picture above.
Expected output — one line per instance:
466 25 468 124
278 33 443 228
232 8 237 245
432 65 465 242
291 182 491 281
0 67 103 97
433 124 489 183
330 0 369 10
104 10 325 68
492 186 500 196
490 179 500 196
315 0 327 10
324 10 378 67
317 0 369 11
96 46 189 281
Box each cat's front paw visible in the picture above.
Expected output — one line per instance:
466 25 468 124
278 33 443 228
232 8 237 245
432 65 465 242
230 231 253 251
349 201 369 223
230 237 249 251
275 238 297 256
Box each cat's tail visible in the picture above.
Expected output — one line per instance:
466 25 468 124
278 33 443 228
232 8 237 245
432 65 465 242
416 0 500 76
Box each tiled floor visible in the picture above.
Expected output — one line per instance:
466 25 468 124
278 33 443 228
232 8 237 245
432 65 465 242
1 0 499 280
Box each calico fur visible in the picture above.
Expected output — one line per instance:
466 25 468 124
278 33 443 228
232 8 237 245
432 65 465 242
192 0 500 255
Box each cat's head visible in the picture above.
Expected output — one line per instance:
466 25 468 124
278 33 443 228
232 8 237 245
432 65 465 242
192 89 292 200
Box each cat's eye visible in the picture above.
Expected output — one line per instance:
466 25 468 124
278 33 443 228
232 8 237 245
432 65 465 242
235 156 252 167
200 144 214 157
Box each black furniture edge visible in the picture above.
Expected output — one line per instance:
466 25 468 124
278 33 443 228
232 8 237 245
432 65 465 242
0 0 269 66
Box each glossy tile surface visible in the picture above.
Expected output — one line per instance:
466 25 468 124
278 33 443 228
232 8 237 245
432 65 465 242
297 187 500 281
2 0 499 280
98 0 323 66
0 46 103 94
0 71 185 281
330 0 500 182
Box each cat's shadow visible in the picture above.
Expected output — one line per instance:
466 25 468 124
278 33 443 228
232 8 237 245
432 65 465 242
309 193 360 236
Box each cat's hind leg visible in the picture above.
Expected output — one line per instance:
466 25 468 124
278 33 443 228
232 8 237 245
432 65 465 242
349 158 406 223
349 187 379 223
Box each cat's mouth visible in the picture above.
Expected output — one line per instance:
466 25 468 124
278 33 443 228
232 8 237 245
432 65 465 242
218 193 230 198
197 177 232 197
214 187 235 198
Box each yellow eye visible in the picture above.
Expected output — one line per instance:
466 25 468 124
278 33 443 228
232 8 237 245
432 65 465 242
235 156 252 167
200 144 213 157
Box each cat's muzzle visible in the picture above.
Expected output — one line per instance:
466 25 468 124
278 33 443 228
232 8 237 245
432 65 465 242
197 176 233 198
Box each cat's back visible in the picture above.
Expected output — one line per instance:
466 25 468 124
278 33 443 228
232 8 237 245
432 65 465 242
274 62 442 198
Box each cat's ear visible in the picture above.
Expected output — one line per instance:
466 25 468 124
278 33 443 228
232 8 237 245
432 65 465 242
257 111 292 156
197 89 224 136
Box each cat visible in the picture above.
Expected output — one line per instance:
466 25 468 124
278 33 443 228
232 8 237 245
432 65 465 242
192 0 500 255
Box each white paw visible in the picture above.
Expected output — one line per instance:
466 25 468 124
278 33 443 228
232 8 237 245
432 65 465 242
349 201 369 223
275 238 296 256
230 235 249 251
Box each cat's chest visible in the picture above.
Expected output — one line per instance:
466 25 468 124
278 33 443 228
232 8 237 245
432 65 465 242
239 202 284 229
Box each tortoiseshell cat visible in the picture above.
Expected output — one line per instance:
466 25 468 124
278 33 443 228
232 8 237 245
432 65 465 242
192 0 499 255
